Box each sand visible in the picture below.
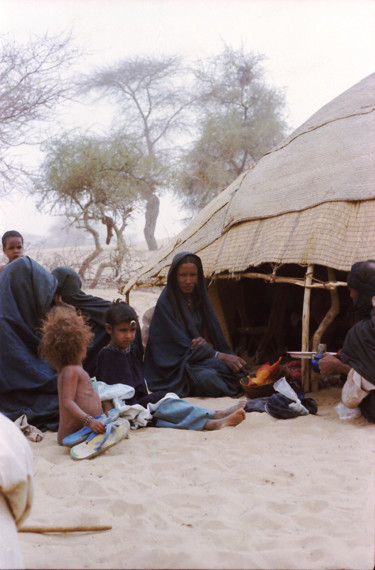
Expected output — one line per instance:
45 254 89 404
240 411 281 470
17 286 375 570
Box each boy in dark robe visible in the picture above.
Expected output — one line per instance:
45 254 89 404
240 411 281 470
96 301 246 431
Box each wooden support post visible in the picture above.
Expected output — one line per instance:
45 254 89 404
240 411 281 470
301 264 314 392
310 268 340 391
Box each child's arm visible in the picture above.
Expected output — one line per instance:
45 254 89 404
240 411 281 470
59 368 105 434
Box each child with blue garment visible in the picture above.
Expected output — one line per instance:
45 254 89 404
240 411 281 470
96 301 246 431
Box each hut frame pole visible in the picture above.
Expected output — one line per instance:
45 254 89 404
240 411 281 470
312 269 340 352
310 268 340 391
301 264 314 391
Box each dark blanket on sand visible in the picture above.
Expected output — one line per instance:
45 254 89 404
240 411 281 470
0 258 111 430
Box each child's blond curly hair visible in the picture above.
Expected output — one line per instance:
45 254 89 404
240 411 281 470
40 306 94 371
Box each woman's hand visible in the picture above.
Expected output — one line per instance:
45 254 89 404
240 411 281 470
217 353 247 373
88 418 106 434
191 337 208 350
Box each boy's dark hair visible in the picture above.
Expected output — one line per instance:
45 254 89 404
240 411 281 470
105 300 138 327
2 230 24 248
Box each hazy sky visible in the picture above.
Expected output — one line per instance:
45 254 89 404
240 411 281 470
1 0 374 240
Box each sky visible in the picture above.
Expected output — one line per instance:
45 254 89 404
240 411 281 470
0 0 374 242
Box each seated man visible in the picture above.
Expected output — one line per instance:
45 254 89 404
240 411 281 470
319 260 375 422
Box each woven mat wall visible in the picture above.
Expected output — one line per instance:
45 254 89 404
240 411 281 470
226 109 375 227
123 74 375 292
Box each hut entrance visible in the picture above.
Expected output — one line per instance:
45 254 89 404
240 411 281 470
209 263 352 389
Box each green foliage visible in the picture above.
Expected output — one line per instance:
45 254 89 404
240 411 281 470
177 45 289 212
81 55 194 249
37 133 159 220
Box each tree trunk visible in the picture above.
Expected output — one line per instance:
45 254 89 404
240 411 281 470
89 262 119 289
78 211 103 280
143 193 160 251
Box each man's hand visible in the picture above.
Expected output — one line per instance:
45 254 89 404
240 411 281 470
318 354 350 376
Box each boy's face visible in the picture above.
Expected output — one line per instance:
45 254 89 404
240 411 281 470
3 237 24 262
106 321 137 350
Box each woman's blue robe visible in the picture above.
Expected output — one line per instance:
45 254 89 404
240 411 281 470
0 258 111 429
144 252 245 397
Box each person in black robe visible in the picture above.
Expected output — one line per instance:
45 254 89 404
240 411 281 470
144 252 247 397
319 260 375 422
0 258 111 430
51 266 112 377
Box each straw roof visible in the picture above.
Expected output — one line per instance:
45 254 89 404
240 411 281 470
123 73 375 293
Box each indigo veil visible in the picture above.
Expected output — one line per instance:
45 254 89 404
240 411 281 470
144 252 245 397
0 258 111 429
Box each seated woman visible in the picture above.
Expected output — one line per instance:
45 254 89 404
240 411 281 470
0 257 112 430
144 252 247 397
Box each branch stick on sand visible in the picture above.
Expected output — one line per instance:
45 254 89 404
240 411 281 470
19 525 112 533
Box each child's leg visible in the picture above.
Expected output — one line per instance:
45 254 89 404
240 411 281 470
152 398 216 430
102 400 113 415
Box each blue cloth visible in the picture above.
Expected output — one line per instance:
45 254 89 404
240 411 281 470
0 257 60 429
144 252 245 397
0 260 114 429
152 398 215 430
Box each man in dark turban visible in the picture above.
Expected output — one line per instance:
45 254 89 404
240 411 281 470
319 260 375 422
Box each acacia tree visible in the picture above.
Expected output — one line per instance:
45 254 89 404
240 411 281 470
34 132 156 283
178 46 289 212
0 32 79 192
80 55 193 250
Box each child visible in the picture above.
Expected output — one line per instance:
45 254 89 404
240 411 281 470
0 230 24 274
40 306 107 445
96 301 246 430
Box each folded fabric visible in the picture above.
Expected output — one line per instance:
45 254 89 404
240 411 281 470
97 380 180 429
244 398 269 413
244 377 318 419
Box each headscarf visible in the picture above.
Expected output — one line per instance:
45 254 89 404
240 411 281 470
347 260 375 321
0 257 59 428
144 252 234 396
51 266 112 374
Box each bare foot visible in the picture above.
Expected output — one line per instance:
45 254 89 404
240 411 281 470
213 397 247 419
204 409 246 431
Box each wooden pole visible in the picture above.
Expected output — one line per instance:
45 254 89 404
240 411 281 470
19 525 112 534
301 264 314 392
310 268 340 391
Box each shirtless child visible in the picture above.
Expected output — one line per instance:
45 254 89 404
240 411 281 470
40 306 106 445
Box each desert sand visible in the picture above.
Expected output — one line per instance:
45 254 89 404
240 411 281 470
15 283 375 570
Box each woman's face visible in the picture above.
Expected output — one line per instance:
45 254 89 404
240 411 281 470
176 262 198 295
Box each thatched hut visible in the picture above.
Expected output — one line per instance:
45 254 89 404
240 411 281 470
122 73 375 389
